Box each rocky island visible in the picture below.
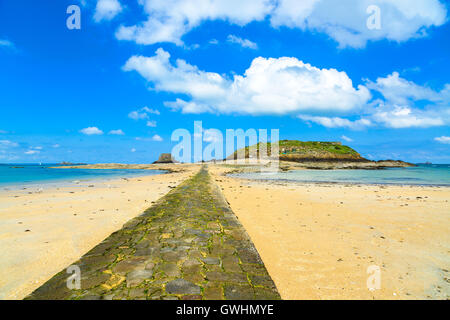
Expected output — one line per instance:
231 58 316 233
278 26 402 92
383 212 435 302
153 153 178 164
227 140 415 170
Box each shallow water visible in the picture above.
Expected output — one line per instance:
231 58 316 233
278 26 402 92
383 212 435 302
232 164 450 186
0 164 162 187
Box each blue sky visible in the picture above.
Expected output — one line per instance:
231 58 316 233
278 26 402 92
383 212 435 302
0 0 449 163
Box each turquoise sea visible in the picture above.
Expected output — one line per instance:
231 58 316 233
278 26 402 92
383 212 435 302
0 164 162 187
233 164 450 186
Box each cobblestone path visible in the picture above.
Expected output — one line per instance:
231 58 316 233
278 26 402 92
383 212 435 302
26 167 280 300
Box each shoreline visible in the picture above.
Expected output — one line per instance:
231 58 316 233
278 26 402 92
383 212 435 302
0 170 167 191
224 163 450 188
25 166 281 300
209 164 450 299
0 164 198 299
1 163 448 300
227 174 450 188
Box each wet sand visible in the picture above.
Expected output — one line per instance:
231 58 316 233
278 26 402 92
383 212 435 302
209 165 450 300
0 165 197 300
1 163 449 300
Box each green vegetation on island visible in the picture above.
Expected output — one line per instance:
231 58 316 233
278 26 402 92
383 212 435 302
228 140 364 162
227 140 415 169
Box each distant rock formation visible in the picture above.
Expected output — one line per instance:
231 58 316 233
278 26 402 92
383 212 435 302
59 162 87 166
226 140 415 168
227 140 365 162
153 153 177 164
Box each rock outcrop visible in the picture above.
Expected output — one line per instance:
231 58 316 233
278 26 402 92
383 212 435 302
226 140 415 169
153 153 177 164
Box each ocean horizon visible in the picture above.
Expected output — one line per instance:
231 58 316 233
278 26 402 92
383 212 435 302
233 164 450 186
0 163 162 187
1 163 450 188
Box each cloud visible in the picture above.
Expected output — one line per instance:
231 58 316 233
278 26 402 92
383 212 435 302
370 106 444 128
270 0 448 48
146 120 157 127
299 115 372 130
141 107 160 115
135 135 163 141
109 129 125 135
25 150 40 155
128 110 148 120
299 72 450 129
125 49 449 130
151 134 163 142
366 72 442 105
184 43 200 50
434 136 450 144
131 148 136 152
128 107 160 120
0 39 14 48
0 130 8 134
94 0 123 22
227 35 258 49
52 144 60 148
0 140 18 148
114 0 448 48
80 127 104 135
203 129 223 143
364 72 450 128
115 0 271 45
341 135 354 142
0 39 18 53
124 48 371 115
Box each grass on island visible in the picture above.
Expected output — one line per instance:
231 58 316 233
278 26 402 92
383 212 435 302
228 140 362 159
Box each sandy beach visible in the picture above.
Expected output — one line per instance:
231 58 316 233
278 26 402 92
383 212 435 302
209 165 450 299
0 165 197 300
1 163 449 300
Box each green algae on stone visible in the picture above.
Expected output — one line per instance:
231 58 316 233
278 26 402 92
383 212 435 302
25 166 280 300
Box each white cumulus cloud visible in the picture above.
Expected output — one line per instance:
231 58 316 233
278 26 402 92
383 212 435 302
0 140 18 148
299 115 372 130
203 129 223 143
270 0 448 48
434 136 450 144
128 107 160 120
299 72 449 129
227 35 258 49
341 135 354 142
114 0 448 48
123 48 371 115
366 72 442 105
370 105 444 128
94 0 123 22
124 50 449 130
109 129 125 135
116 0 271 45
151 134 163 142
146 120 157 127
25 150 40 155
80 127 104 135
365 72 450 128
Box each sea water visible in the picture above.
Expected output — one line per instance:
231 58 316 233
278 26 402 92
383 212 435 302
232 164 450 186
0 164 163 187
